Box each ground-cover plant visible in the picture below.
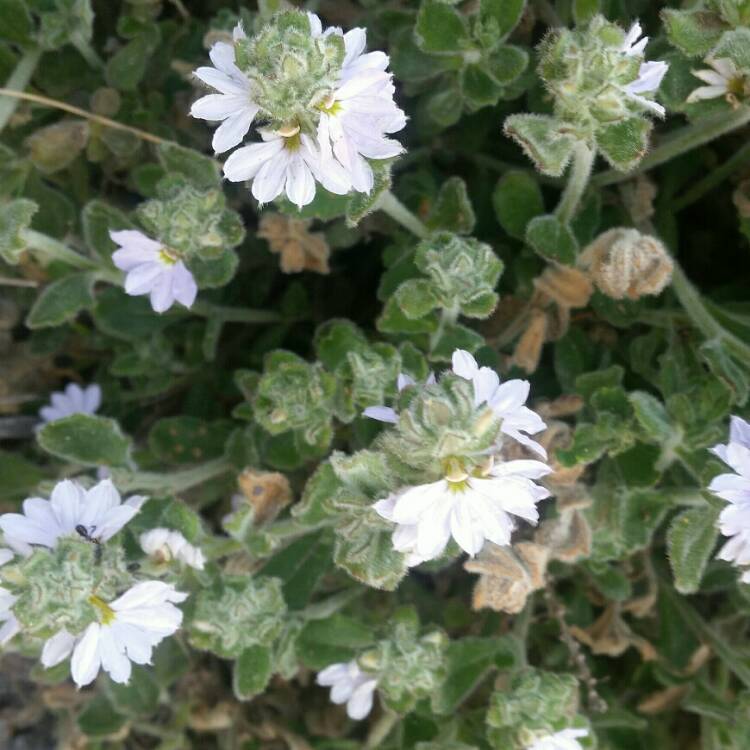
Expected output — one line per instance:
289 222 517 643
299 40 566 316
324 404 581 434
0 1 749 748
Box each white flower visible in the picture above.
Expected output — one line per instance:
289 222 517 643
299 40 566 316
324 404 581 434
0 479 145 557
223 127 351 208
527 728 589 750
190 23 260 154
41 581 187 687
622 60 669 116
451 350 547 457
38 382 101 424
709 416 750 579
620 21 648 57
110 230 198 314
316 660 378 720
687 58 744 104
140 528 205 570
315 23 406 194
363 372 436 424
374 460 551 560
0 549 19 646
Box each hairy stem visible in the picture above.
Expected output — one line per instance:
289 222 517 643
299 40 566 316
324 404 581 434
0 48 42 133
22 229 99 271
190 301 283 324
378 191 430 240
592 106 750 187
0 88 169 145
364 710 399 749
555 141 595 223
671 261 750 363
113 457 232 494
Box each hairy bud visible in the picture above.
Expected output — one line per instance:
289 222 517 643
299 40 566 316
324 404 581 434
258 213 330 274
579 228 674 300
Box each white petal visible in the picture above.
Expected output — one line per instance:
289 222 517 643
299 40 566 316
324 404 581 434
347 679 377 720
223 139 285 182
98 627 132 684
211 105 258 154
50 480 84 535
362 406 399 423
171 263 198 309
391 481 447 525
124 262 164 296
252 150 290 204
285 155 316 208
42 629 76 667
451 349 479 380
71 623 102 687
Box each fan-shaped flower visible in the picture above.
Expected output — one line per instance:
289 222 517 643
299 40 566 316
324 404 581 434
190 24 260 154
451 350 547 456
140 528 205 570
38 383 101 424
621 61 669 116
222 127 351 208
110 230 198 314
687 58 747 105
41 581 187 687
374 460 551 560
0 479 145 557
314 21 406 194
316 660 378 720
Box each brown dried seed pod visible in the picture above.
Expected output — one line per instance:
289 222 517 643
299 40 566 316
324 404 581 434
534 264 593 309
579 228 674 301
512 308 548 374
258 213 331 274
237 470 293 525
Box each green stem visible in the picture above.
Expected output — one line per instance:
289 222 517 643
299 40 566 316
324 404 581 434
429 305 459 355
0 47 42 133
377 190 429 240
71 36 104 70
555 141 595 223
113 457 231 494
190 301 283 324
658 573 750 690
592 106 750 188
673 139 750 211
671 261 750 362
22 229 99 271
364 710 399 749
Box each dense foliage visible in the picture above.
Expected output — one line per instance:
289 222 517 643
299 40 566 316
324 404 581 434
1 1 750 748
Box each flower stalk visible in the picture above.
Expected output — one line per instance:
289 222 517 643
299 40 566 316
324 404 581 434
555 142 595 223
377 190 430 240
0 48 42 133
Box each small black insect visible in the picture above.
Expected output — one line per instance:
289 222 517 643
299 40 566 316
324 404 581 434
126 562 141 573
75 524 103 564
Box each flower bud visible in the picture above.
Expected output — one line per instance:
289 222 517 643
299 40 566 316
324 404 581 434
579 228 674 300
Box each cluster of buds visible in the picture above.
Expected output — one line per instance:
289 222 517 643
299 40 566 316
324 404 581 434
191 11 406 208
538 17 668 130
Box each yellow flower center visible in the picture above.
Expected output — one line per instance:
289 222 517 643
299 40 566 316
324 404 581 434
158 247 178 266
319 93 342 116
88 594 116 625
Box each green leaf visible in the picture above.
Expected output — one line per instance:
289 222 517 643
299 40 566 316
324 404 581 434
187 249 239 289
525 214 578 265
157 142 221 191
628 391 674 443
480 0 526 39
394 278 440 320
93 286 171 341
297 615 375 669
597 118 653 173
37 414 131 467
415 0 470 54
426 177 476 235
712 27 750 70
233 645 274 701
148 416 232 466
105 666 160 717
77 694 127 738
0 199 36 264
485 44 528 85
346 159 392 227
82 200 134 259
26 272 96 329
432 637 519 715
0 451 45 501
261 533 333 610
667 506 721 594
504 114 576 177
492 170 545 240
0 0 34 44
661 9 727 58
572 0 599 24
106 25 160 91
